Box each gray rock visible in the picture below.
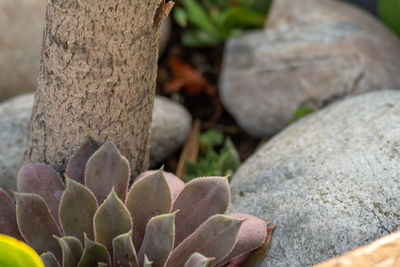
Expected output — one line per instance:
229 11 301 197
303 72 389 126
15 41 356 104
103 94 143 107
0 94 191 191
220 0 400 137
150 96 192 166
228 90 400 266
0 94 33 190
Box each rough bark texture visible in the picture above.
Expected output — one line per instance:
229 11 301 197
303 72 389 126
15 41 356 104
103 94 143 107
24 0 164 177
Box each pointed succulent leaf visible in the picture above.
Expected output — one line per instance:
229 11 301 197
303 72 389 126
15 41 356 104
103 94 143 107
97 263 108 267
138 213 176 267
17 163 65 225
183 253 213 267
94 190 132 253
66 139 99 184
59 178 98 241
77 235 110 267
0 189 22 240
172 177 230 245
40 252 61 267
164 215 243 267
112 231 138 267
126 170 172 249
213 213 267 266
143 255 152 267
228 226 275 267
55 236 83 267
15 192 62 260
85 141 130 204
136 171 184 201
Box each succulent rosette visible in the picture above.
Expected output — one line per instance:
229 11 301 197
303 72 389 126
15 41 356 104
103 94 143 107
0 140 273 267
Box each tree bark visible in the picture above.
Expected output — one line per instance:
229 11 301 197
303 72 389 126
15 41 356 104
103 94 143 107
24 0 167 177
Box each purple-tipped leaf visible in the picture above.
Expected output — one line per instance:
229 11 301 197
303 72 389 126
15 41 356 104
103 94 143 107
183 253 213 267
66 139 99 184
126 170 172 250
0 189 22 240
213 213 267 267
138 213 176 267
136 171 184 201
94 190 132 253
112 231 139 267
17 163 65 225
85 141 130 203
164 215 243 267
77 234 111 267
40 252 61 267
55 236 83 267
15 192 62 259
227 226 275 267
172 177 230 246
144 255 152 267
59 178 98 241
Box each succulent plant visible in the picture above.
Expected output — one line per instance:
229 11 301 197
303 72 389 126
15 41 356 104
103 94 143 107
0 139 274 267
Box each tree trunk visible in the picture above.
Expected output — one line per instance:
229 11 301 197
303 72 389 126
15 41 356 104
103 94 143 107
24 0 169 177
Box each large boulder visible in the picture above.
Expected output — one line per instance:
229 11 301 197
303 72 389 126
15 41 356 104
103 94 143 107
228 90 400 266
0 94 191 191
220 0 400 137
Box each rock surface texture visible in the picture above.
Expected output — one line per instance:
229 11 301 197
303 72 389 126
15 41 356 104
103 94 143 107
220 0 400 137
228 91 400 266
0 0 46 101
315 232 400 267
0 94 191 191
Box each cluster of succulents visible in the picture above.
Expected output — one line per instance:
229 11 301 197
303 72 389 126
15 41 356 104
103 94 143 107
0 140 273 267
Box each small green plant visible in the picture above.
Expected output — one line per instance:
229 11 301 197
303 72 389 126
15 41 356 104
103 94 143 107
292 106 315 122
185 129 241 182
379 0 400 36
0 139 273 267
174 0 272 47
0 234 43 267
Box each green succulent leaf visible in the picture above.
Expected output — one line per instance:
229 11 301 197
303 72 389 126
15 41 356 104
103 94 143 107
135 171 184 201
0 234 44 267
112 231 138 267
59 178 98 242
126 169 172 250
97 263 108 267
173 7 188 27
17 163 65 226
94 190 132 253
0 189 22 240
85 141 130 204
40 252 60 267
65 139 99 184
138 213 176 267
213 213 267 266
77 235 110 267
164 214 244 267
144 255 152 267
183 252 213 267
54 236 83 267
15 192 62 260
219 138 241 177
172 177 230 245
181 0 219 36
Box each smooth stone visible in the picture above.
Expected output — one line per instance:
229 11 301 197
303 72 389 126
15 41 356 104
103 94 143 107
0 94 191 191
228 90 400 266
219 0 400 137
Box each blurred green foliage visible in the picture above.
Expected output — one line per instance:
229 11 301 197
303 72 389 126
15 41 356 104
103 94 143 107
184 129 241 182
378 0 400 36
173 0 272 47
292 106 315 122
0 235 44 267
